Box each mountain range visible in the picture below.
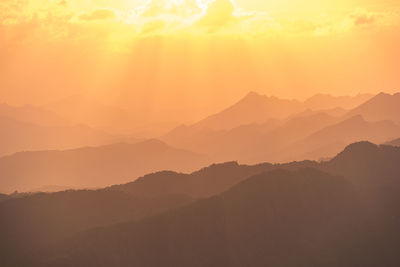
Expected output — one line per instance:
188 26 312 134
0 103 71 127
45 95 178 136
162 92 400 163
0 116 118 157
1 142 399 266
185 91 372 132
0 139 210 193
346 92 400 124
1 91 399 192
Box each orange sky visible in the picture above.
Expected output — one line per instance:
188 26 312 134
0 0 399 123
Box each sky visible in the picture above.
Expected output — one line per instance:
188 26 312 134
0 0 399 123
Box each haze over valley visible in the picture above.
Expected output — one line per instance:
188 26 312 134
1 0 400 265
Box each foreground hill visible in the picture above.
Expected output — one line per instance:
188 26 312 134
0 139 210 193
0 162 278 264
1 142 400 266
0 191 192 265
26 169 377 267
324 142 400 198
0 116 117 157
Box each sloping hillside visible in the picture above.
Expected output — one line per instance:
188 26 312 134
0 139 210 192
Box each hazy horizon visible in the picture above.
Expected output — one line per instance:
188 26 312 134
1 1 400 266
1 0 400 125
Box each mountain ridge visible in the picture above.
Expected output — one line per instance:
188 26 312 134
0 139 211 193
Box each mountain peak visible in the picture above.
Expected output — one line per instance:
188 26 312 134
239 91 267 103
374 92 393 99
368 91 400 102
343 141 378 152
346 91 400 124
331 141 379 163
244 91 263 98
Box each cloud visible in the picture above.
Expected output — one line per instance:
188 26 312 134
350 10 376 26
141 20 166 34
58 0 67 7
198 0 236 28
139 0 202 19
79 9 115 21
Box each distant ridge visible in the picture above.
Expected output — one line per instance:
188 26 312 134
278 115 400 162
347 92 400 123
304 93 373 110
385 138 400 147
0 116 116 156
2 141 400 266
190 91 375 132
23 168 366 267
161 91 391 163
0 103 70 127
0 139 210 193
192 92 303 131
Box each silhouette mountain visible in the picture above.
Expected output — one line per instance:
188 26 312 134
109 162 276 198
163 113 339 163
346 92 400 124
0 116 117 157
286 107 348 120
324 142 400 193
0 190 192 265
168 92 374 134
248 113 339 161
25 169 371 267
191 92 304 131
385 138 400 146
2 142 400 266
0 139 210 193
0 161 278 264
279 115 400 162
303 93 373 110
162 120 281 161
161 92 390 163
45 95 134 129
0 103 70 127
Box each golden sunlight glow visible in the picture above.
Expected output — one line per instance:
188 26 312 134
0 0 399 118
